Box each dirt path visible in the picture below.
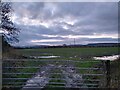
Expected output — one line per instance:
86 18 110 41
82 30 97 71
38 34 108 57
22 64 53 90
61 65 85 88
22 63 85 89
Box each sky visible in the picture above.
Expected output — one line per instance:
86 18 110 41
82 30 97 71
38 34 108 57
9 2 118 46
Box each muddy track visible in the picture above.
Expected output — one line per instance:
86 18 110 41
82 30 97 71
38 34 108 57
22 63 86 89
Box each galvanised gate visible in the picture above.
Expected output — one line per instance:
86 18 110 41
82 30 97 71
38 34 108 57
2 59 110 89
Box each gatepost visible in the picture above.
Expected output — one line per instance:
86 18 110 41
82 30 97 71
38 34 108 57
105 60 110 88
0 34 2 90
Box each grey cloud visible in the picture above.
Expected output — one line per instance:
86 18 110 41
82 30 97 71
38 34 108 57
59 2 96 16
11 2 118 46
12 2 44 18
73 2 118 34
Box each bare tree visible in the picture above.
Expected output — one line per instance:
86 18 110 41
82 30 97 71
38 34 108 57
0 2 20 43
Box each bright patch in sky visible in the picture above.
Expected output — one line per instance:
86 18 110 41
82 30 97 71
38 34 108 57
0 30 4 33
31 39 63 43
42 34 118 39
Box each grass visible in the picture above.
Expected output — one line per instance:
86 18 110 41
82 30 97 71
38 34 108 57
14 47 119 59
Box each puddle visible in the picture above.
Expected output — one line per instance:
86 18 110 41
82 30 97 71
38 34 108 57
23 64 85 89
29 55 60 59
22 64 54 89
93 55 119 61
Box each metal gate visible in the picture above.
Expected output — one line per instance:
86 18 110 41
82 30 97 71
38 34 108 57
2 59 110 89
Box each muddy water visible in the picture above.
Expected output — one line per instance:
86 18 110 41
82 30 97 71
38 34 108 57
22 63 85 89
93 55 119 61
22 64 54 90
29 55 60 59
61 65 85 88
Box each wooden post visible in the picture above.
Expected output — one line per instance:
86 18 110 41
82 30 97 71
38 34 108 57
105 60 110 88
0 59 1 90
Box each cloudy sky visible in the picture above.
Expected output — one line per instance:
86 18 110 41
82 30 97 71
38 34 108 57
10 2 118 46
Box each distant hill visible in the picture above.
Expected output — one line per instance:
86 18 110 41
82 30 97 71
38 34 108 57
14 43 120 49
87 43 120 47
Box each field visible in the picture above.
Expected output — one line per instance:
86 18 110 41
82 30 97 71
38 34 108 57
3 47 120 89
14 47 119 60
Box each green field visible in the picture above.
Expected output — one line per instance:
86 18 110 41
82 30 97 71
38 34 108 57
14 47 119 60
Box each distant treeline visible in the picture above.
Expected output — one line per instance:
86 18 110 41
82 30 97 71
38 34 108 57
14 43 120 49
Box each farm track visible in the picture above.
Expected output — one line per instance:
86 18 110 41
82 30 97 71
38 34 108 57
22 62 85 89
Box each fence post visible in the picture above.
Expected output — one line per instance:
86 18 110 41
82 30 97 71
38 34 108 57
105 60 110 88
0 35 2 90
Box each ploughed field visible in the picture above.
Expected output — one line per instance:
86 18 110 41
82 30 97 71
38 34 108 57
3 47 119 89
